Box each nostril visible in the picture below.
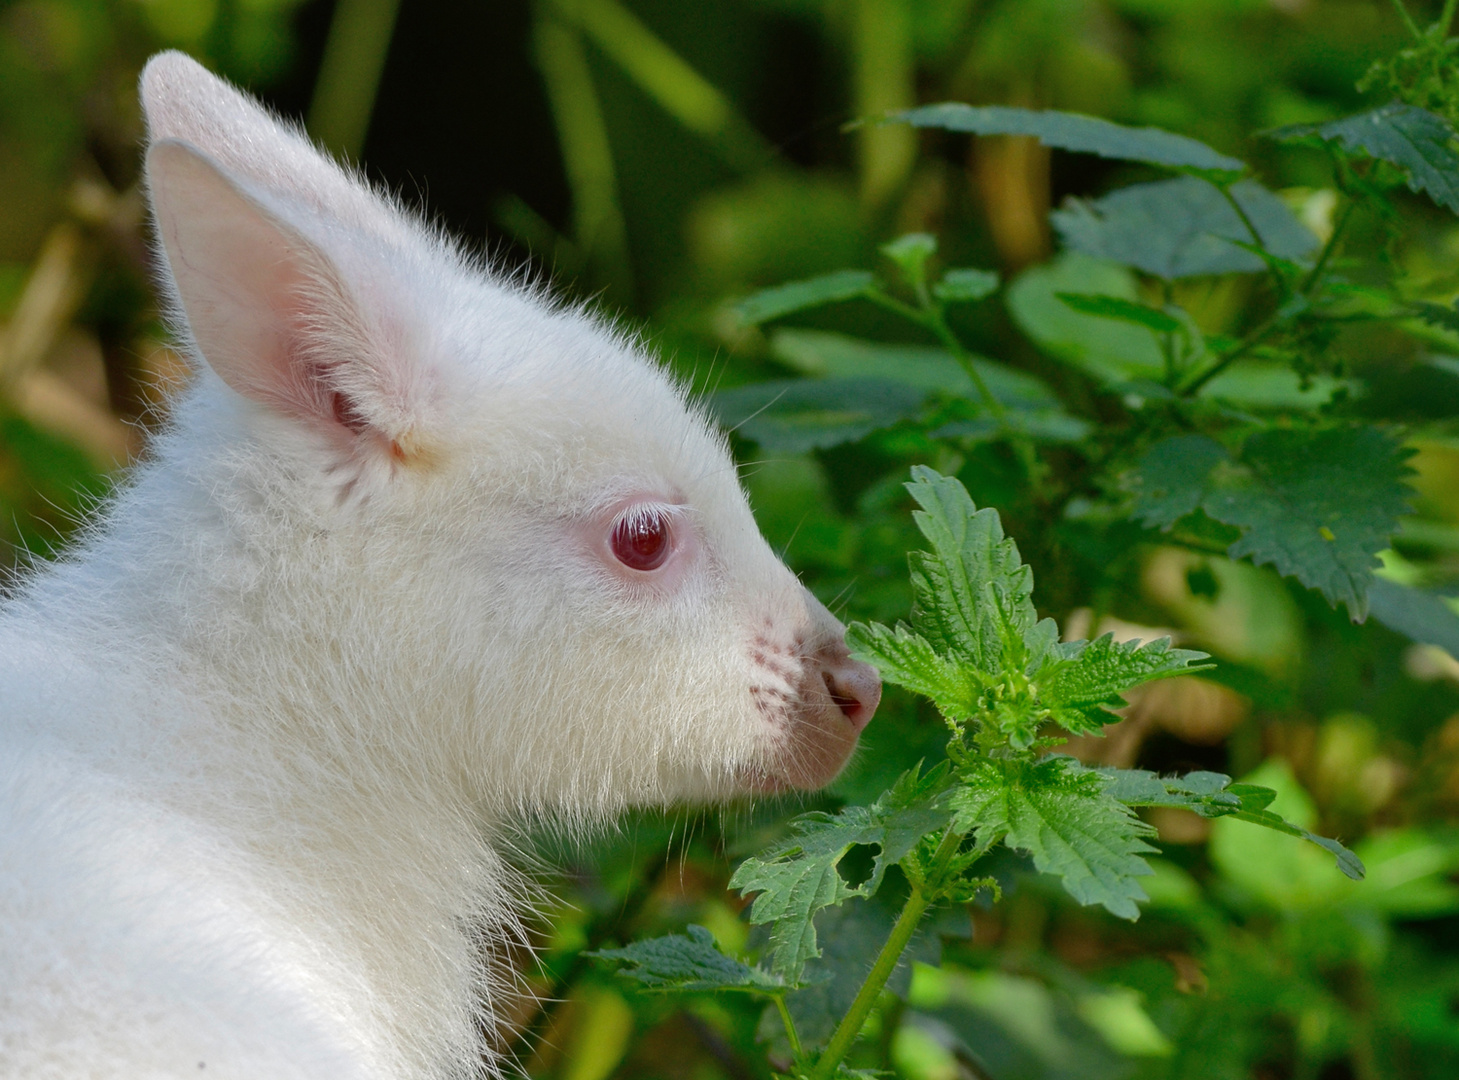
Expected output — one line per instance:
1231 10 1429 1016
822 660 881 731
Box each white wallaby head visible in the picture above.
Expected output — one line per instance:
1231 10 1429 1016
137 52 880 822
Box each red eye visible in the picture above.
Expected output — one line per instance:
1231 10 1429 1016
611 507 673 571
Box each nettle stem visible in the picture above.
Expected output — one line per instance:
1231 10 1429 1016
805 828 964 1080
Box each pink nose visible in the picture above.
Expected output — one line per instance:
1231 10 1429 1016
821 655 880 732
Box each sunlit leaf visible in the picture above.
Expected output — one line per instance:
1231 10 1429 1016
1034 633 1212 734
950 757 1157 920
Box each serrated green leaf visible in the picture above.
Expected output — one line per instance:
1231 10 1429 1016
591 925 786 993
712 377 927 453
1092 764 1365 881
1128 434 1231 529
1055 292 1183 333
1270 102 1459 214
933 268 1000 303
904 466 1035 675
1035 634 1213 734
1210 428 1413 619
893 104 1246 179
733 269 877 325
1052 177 1318 280
950 758 1157 920
1129 428 1412 617
730 766 953 980
1225 807 1365 881
845 621 983 719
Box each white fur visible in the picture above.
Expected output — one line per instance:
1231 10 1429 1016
0 54 878 1079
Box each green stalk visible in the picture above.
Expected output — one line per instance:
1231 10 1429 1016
1389 0 1424 40
773 993 806 1062
1443 0 1459 36
806 829 964 1080
806 886 928 1080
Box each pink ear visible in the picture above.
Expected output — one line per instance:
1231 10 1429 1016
147 139 407 445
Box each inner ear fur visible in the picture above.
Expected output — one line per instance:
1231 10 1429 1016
147 139 414 450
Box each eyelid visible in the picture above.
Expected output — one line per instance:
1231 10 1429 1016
612 501 684 531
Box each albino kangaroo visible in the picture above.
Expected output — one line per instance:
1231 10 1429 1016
0 53 879 1079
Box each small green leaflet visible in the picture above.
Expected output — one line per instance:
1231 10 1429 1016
902 465 1036 676
1129 428 1413 618
733 269 876 325
950 757 1157 920
843 622 982 720
934 268 1000 303
730 766 953 981
1095 764 1365 881
590 925 786 993
1033 634 1213 735
1055 293 1182 334
1269 102 1459 215
892 104 1246 180
1052 176 1319 280
849 468 1208 746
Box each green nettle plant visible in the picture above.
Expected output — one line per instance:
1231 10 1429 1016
594 18 1459 1077
594 469 1363 1079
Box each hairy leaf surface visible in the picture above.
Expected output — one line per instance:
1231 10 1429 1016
951 758 1157 920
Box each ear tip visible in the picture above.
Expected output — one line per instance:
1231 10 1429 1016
140 51 210 112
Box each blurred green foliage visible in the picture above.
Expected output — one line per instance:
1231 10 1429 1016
5 1 1459 1079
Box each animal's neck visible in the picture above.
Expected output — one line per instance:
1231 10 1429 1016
11 447 521 1077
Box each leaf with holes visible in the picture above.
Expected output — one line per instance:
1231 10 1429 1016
730 766 953 981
